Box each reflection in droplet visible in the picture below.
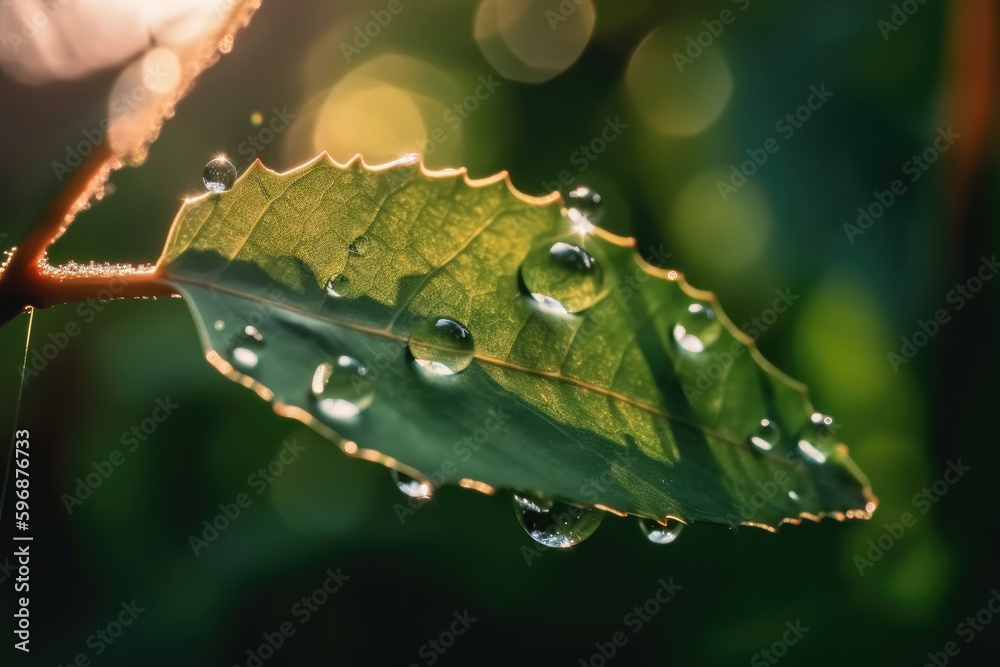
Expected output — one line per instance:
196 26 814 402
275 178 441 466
810 412 834 437
520 241 606 314
513 493 604 548
788 490 800 502
672 303 722 353
796 439 827 464
748 418 780 453
565 186 602 233
229 325 264 371
391 469 433 499
348 234 371 256
325 274 351 298
213 320 225 331
408 317 475 375
203 156 237 193
638 518 684 544
311 356 373 420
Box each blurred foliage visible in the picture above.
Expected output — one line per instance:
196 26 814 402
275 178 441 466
1 0 998 665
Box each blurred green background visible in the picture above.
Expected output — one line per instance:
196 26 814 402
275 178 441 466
1 0 998 665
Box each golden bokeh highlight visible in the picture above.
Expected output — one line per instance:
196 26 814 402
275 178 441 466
669 168 773 272
475 0 595 83
626 26 733 137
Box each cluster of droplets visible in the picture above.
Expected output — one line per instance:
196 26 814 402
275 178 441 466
209 176 846 542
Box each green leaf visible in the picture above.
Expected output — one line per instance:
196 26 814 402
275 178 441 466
158 154 877 531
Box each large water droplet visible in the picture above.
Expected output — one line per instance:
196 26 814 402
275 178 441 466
565 186 603 230
747 418 780 453
348 234 372 256
513 493 604 548
391 469 432 499
672 302 722 353
408 316 474 375
520 240 606 314
638 518 684 544
229 325 264 370
325 274 351 298
311 356 373 420
203 156 237 193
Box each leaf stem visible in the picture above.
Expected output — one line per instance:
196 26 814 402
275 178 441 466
0 140 175 328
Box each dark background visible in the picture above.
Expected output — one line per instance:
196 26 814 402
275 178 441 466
1 0 998 665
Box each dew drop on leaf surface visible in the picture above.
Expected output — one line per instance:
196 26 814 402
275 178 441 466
672 302 722 353
311 356 373 421
229 325 264 370
390 469 433 499
520 240 606 314
638 518 684 544
202 156 237 193
513 493 604 548
325 274 351 298
407 317 474 375
348 234 372 256
748 418 780 453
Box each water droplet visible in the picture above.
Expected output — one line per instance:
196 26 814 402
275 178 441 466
788 490 800 502
672 302 722 353
747 418 780 453
638 518 684 544
408 316 474 375
810 412 835 439
311 356 373 420
203 156 237 193
565 186 603 229
229 325 264 370
796 439 827 464
325 274 351 298
520 240 606 314
213 320 225 331
391 469 432 499
513 493 604 548
348 234 371 256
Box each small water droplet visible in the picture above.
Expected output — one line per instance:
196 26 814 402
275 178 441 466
513 493 604 548
391 469 432 499
564 186 603 229
672 302 722 353
325 274 351 298
520 240 606 314
788 490 800 502
810 412 835 438
203 156 237 193
348 234 372 256
408 316 474 375
796 439 827 464
747 418 780 453
311 356 373 420
638 518 684 544
213 320 225 331
229 325 264 370
231 347 259 370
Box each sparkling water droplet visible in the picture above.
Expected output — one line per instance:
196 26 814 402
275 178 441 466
672 302 722 353
565 186 603 229
348 234 371 256
513 493 604 548
788 490 800 502
747 418 780 453
408 316 474 375
638 518 684 544
796 439 827 464
311 356 373 420
810 412 835 439
229 325 264 370
203 156 237 193
391 469 432 499
325 275 351 298
520 240 606 314
213 320 225 331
